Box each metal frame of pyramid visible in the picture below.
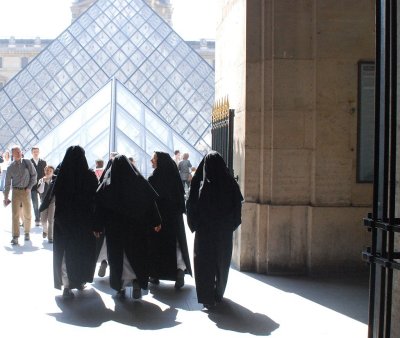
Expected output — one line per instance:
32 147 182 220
37 78 204 176
0 0 214 156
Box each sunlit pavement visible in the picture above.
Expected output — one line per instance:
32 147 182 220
0 204 368 337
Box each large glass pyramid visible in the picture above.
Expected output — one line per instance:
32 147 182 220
37 79 204 177
0 0 214 155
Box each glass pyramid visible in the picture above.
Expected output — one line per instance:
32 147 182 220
0 0 214 155
37 78 204 177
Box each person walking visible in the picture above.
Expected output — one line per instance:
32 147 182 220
94 154 161 299
52 145 98 299
37 165 55 243
3 146 37 245
178 153 192 194
173 150 181 167
148 151 192 289
186 151 243 309
94 159 104 181
0 150 11 191
30 147 47 226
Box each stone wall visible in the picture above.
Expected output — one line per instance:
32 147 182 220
216 0 374 274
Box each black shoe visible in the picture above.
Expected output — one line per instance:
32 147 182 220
174 269 185 289
115 289 126 299
42 232 47 239
132 279 141 299
24 233 30 241
149 277 160 285
11 237 18 245
203 302 216 310
98 260 108 277
48 239 53 244
77 283 86 291
215 295 223 303
62 288 74 299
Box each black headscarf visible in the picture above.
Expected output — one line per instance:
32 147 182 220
186 151 243 231
148 151 185 214
96 154 158 219
53 145 89 198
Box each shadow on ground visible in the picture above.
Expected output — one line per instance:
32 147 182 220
245 271 369 324
205 298 279 336
49 284 180 330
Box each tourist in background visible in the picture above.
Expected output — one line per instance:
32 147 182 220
94 159 104 181
0 150 11 191
173 150 181 167
30 147 47 226
178 152 192 194
37 165 56 243
3 146 37 245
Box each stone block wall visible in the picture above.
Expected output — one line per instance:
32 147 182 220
216 0 374 275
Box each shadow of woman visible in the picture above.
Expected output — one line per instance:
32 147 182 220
49 288 113 327
205 298 280 336
112 297 180 330
148 282 198 310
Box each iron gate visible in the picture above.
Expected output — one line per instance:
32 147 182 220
362 1 400 337
211 97 235 176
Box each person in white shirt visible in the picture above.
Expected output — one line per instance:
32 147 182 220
0 150 11 191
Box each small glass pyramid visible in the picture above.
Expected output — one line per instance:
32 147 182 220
37 78 205 176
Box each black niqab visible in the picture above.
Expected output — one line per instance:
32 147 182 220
187 151 243 231
148 151 185 214
96 154 158 219
53 145 89 198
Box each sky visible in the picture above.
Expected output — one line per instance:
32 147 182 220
0 0 216 40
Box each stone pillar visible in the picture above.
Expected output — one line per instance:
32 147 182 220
216 0 374 274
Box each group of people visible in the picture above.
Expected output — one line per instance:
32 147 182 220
3 144 243 309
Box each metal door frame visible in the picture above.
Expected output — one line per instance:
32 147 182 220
363 1 400 337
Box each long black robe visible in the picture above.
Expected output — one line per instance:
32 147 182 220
53 146 98 290
94 155 161 291
147 152 192 281
186 151 243 304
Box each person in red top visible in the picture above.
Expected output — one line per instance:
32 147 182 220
94 159 104 181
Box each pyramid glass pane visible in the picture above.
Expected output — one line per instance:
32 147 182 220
0 0 213 155
38 79 204 177
37 83 112 167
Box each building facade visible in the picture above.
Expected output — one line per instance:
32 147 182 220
0 37 52 89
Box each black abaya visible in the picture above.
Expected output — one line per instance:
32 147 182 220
52 145 98 290
94 155 161 291
186 151 243 305
147 151 192 281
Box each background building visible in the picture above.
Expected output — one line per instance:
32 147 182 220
0 37 52 89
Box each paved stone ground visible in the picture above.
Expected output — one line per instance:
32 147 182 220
0 204 368 337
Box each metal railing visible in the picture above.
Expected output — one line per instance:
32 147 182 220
211 97 235 176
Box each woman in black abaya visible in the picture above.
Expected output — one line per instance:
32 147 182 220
186 151 243 308
52 145 98 299
148 151 192 289
94 155 161 299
